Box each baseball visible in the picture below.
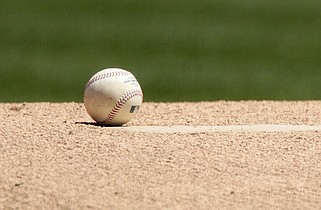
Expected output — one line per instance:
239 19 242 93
84 68 143 126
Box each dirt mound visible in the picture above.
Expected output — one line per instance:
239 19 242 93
1 101 321 209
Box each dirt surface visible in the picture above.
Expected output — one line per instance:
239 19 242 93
1 101 321 209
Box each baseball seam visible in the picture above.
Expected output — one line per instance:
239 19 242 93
85 70 132 90
100 89 143 124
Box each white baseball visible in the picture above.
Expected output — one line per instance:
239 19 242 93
84 68 143 126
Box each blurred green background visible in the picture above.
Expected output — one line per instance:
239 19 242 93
1 0 321 102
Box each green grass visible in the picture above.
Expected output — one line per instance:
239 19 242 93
1 0 321 102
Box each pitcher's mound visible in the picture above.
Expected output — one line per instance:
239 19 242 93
1 101 321 209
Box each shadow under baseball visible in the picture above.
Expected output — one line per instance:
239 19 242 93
75 122 124 127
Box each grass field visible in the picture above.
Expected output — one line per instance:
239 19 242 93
1 0 321 102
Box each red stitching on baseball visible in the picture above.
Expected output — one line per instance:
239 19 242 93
100 89 143 124
85 70 132 90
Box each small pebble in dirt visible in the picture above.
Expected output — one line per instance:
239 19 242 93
9 106 23 111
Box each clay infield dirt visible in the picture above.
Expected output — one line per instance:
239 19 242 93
1 101 321 209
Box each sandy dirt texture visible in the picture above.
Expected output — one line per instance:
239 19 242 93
1 101 321 209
